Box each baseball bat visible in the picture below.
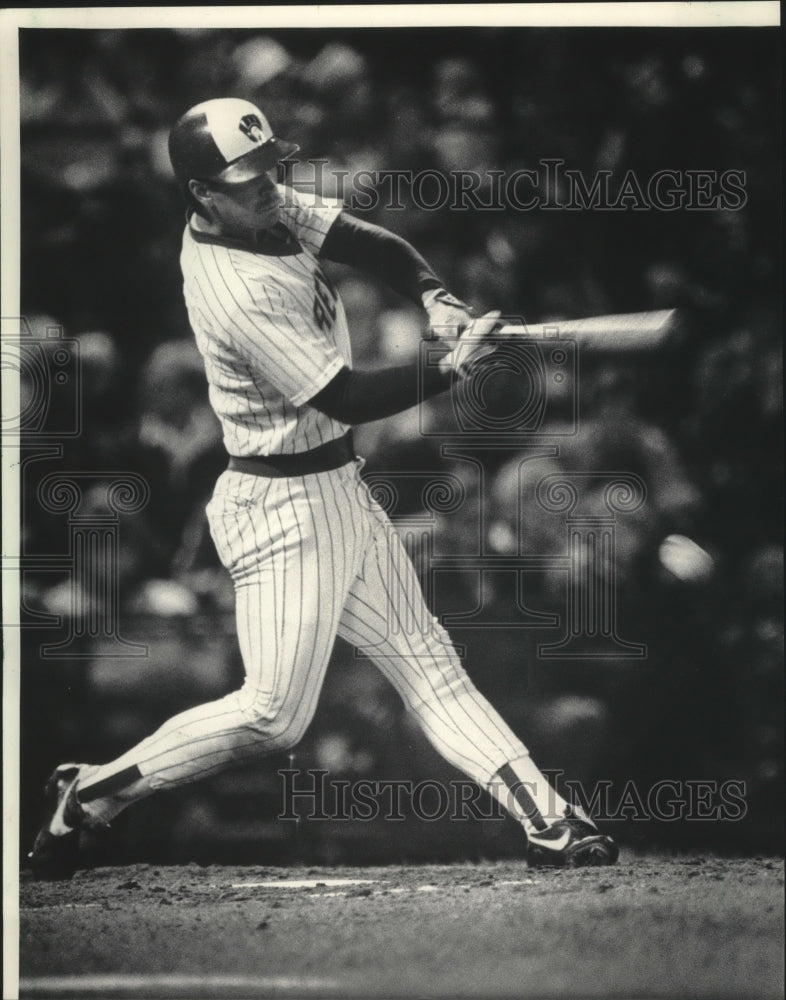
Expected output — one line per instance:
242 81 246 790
498 309 677 352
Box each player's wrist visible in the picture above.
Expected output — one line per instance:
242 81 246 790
421 287 443 311
421 288 470 313
438 311 503 378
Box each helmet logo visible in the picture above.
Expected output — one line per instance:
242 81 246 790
238 114 266 144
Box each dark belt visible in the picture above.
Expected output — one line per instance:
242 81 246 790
227 431 355 477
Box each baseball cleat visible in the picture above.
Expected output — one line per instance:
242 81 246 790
527 813 619 868
28 763 87 881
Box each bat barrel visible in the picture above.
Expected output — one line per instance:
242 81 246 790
498 309 677 352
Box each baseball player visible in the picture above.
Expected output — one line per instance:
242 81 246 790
30 98 618 878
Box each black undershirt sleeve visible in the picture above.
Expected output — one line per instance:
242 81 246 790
319 212 443 304
308 362 453 425
313 214 453 422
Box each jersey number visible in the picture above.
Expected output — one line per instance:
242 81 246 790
313 269 337 332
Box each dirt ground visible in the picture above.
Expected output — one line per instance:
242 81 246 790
16 854 784 999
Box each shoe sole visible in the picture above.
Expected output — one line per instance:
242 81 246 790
565 835 619 868
528 834 619 868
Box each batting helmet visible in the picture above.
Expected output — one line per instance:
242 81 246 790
168 97 299 187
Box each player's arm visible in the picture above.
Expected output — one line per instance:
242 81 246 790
308 312 502 425
319 213 473 339
308 362 450 424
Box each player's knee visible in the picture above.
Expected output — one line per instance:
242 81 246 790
414 658 472 709
242 708 295 747
237 690 313 750
415 618 459 661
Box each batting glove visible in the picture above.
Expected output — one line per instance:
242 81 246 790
438 311 504 378
422 288 474 341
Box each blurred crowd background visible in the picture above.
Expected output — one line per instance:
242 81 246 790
16 26 782 863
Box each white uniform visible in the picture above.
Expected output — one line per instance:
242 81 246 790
75 187 550 828
182 186 351 457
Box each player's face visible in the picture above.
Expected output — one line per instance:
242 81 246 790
206 169 282 234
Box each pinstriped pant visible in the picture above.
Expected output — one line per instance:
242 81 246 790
80 459 528 814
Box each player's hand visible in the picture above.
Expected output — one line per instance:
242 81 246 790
422 288 474 341
438 311 504 378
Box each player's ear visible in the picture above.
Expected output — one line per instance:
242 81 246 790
188 180 212 206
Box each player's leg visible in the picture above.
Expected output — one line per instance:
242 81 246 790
30 469 362 876
336 507 561 825
337 492 617 866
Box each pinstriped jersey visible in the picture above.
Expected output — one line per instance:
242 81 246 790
180 185 351 456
